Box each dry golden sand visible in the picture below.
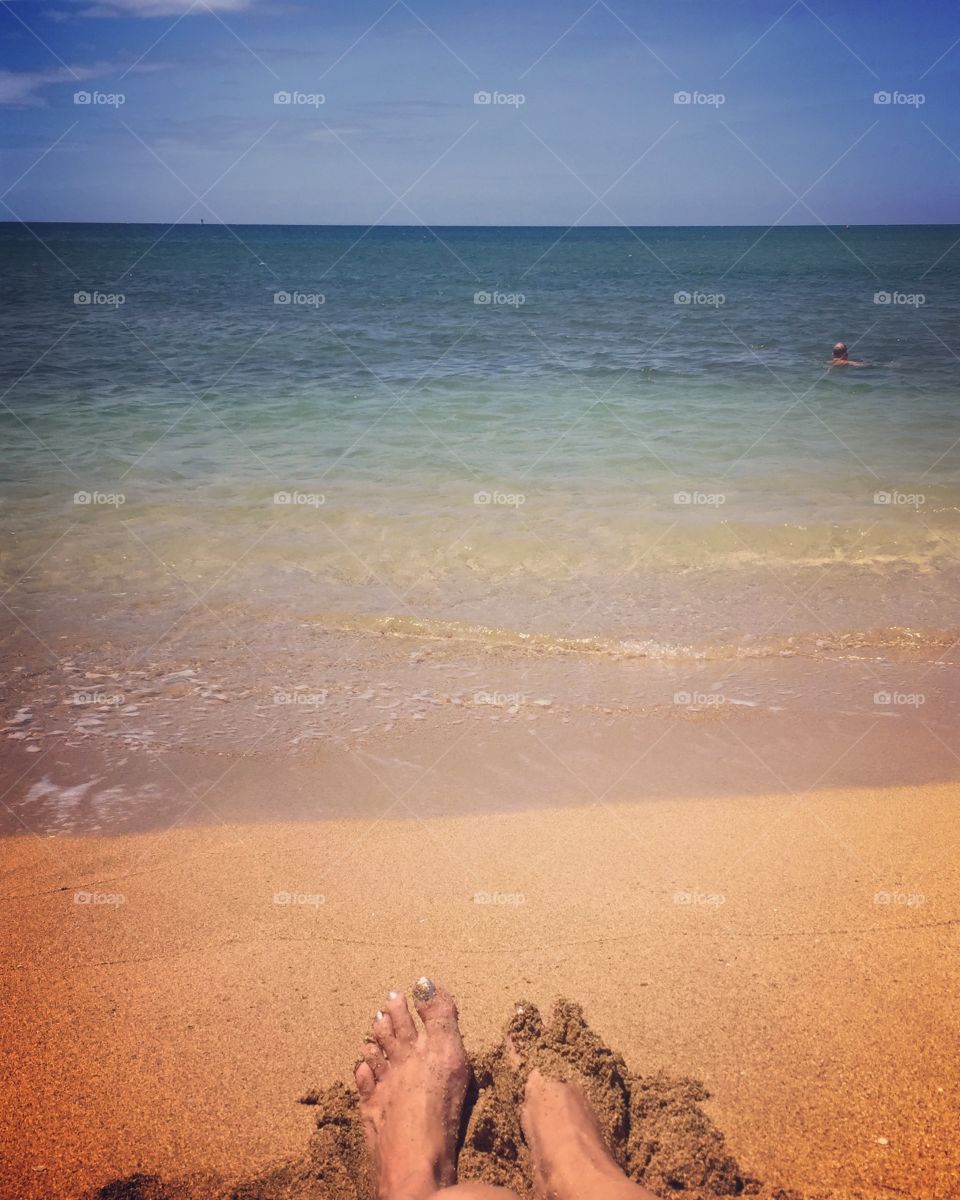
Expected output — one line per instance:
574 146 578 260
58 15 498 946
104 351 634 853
2 783 959 1199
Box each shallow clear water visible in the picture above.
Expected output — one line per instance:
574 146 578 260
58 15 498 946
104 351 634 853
2 222 959 651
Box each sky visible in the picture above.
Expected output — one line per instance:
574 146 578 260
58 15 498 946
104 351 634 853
0 0 958 225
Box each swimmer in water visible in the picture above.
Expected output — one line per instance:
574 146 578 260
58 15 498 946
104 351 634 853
829 340 866 367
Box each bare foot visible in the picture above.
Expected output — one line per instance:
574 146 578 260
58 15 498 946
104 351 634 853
509 1039 658 1200
355 977 470 1200
521 1069 628 1199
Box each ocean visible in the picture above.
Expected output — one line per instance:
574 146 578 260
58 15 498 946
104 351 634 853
2 222 959 832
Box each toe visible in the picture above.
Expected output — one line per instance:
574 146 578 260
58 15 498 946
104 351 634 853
504 1031 523 1072
412 976 460 1039
524 1067 548 1102
372 1009 399 1058
383 990 418 1047
361 1040 388 1081
355 1060 376 1099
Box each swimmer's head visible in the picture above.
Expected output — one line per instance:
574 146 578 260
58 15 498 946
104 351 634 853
832 341 849 360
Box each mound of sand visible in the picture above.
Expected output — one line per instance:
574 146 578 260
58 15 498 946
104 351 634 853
87 1000 808 1200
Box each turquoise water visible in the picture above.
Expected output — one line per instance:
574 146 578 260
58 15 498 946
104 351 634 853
2 222 960 648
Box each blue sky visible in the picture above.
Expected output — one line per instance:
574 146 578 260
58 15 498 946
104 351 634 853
1 0 958 224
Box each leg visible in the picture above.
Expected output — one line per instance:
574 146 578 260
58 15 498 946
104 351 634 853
521 1070 660 1200
356 976 522 1200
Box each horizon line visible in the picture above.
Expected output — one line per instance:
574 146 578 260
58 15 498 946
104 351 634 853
2 220 958 230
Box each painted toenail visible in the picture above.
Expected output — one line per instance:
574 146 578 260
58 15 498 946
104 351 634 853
413 976 436 1002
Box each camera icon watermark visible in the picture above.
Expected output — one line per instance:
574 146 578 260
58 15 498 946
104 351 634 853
474 690 526 708
474 290 525 307
75 890 125 906
673 691 725 707
74 490 126 507
873 490 924 506
74 90 125 107
474 489 525 507
673 490 725 506
273 90 325 107
74 290 125 308
273 689 328 706
274 490 325 507
473 90 525 107
673 890 726 907
473 890 526 905
274 290 325 307
873 691 925 707
273 890 325 906
873 90 925 107
72 690 124 706
674 90 725 107
674 290 725 307
874 890 924 906
873 290 925 307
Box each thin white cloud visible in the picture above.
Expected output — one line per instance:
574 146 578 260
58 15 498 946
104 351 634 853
0 61 163 105
76 0 253 15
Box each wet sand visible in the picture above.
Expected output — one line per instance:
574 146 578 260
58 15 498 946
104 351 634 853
2 772 959 1199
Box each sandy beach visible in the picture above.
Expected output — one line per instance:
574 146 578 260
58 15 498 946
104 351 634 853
3 761 959 1200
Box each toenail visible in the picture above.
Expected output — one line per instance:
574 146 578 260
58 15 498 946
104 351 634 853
387 991 399 1000
375 1010 384 1021
413 976 436 1002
